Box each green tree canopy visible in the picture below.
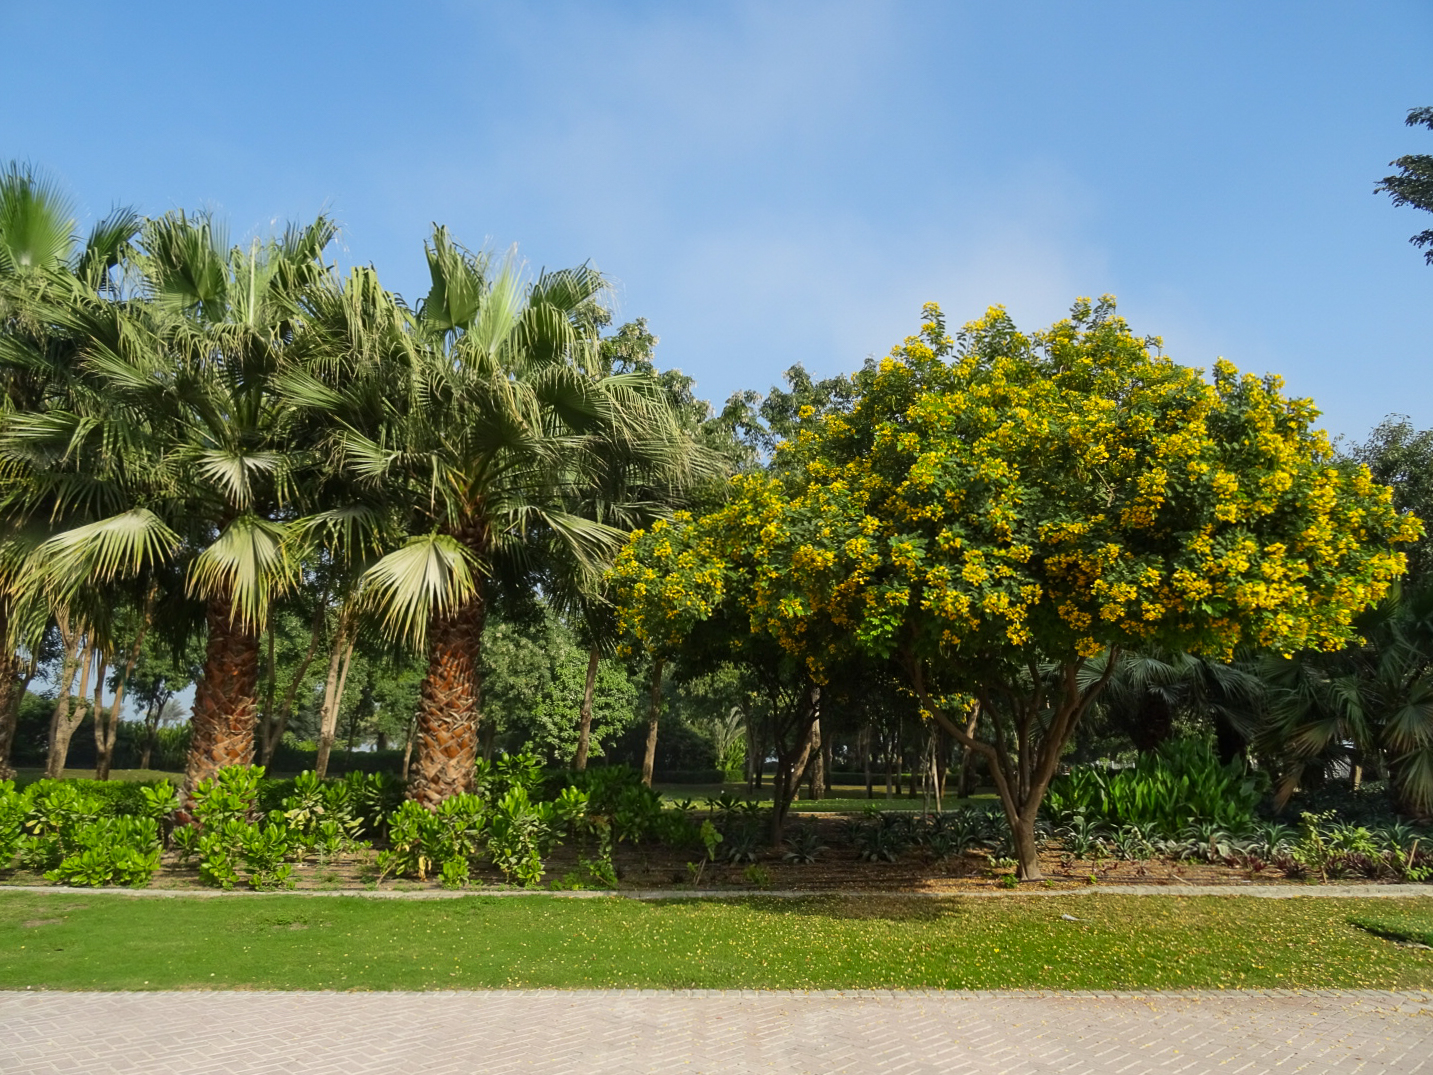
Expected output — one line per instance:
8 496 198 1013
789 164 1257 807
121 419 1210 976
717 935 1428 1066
1377 107 1433 264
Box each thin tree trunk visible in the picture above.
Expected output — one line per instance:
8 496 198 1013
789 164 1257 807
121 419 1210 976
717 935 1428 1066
876 728 888 802
935 727 949 804
314 610 356 780
574 645 600 771
806 718 823 800
752 717 764 789
926 727 941 813
862 722 873 798
769 686 820 843
139 700 158 770
260 595 327 767
96 593 154 780
822 735 833 798
641 658 665 788
44 623 86 779
401 712 418 782
745 707 756 791
183 594 261 807
342 663 361 755
48 641 95 780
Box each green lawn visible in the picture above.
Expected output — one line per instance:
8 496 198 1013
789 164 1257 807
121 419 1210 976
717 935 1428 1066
3 892 1430 991
12 768 185 786
657 784 999 812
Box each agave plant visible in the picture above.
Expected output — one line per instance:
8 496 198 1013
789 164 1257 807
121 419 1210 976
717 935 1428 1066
781 825 827 865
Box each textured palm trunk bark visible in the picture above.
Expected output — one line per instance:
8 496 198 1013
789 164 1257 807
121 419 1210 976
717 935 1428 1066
0 656 22 781
573 645 600 771
183 595 261 805
407 594 484 808
641 658 665 787
0 599 20 781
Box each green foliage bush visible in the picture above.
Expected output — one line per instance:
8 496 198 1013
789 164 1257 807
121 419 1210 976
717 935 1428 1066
1045 740 1262 836
0 777 174 887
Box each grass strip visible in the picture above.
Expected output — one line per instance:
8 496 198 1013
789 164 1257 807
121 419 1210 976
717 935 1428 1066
3 892 1431 992
1349 909 1433 947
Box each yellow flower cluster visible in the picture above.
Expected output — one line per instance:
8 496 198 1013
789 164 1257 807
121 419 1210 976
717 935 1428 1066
609 298 1421 678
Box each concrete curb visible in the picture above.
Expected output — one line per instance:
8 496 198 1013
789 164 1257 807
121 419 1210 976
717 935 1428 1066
2 987 1432 999
2 882 1432 899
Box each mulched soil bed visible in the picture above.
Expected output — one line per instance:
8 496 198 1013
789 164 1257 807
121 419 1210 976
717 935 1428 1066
0 811 1400 893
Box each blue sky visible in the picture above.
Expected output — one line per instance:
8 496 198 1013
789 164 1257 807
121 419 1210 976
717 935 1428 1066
4 0 1430 441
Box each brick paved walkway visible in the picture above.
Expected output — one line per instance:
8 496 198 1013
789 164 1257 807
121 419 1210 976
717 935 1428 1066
3 990 1431 1074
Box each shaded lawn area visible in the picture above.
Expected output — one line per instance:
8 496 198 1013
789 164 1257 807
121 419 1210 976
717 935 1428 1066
2 893 1432 992
656 784 1000 812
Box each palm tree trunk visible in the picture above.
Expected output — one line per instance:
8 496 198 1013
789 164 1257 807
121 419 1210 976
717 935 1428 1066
0 598 23 782
641 658 665 788
0 656 21 782
574 645 600 771
183 594 260 802
408 595 484 808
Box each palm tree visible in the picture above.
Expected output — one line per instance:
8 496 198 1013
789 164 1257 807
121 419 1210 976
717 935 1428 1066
1257 583 1433 816
0 162 138 779
290 230 691 805
17 210 340 797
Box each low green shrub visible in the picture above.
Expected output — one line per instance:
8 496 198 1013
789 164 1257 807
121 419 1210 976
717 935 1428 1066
1045 740 1261 837
46 816 162 887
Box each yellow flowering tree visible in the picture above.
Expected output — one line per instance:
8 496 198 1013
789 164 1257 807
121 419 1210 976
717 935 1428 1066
609 482 862 837
774 297 1419 879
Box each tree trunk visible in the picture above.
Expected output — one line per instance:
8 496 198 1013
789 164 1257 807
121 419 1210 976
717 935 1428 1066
44 623 87 779
314 613 356 780
908 657 1117 883
408 594 484 809
641 658 665 788
48 643 95 780
0 654 23 782
140 702 157 771
574 645 600 771
750 708 762 791
769 686 820 843
822 735 833 798
401 712 418 782
806 718 823 800
96 595 154 780
259 594 327 766
183 595 261 805
876 733 888 802
862 722 873 798
934 727 949 804
139 688 171 771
